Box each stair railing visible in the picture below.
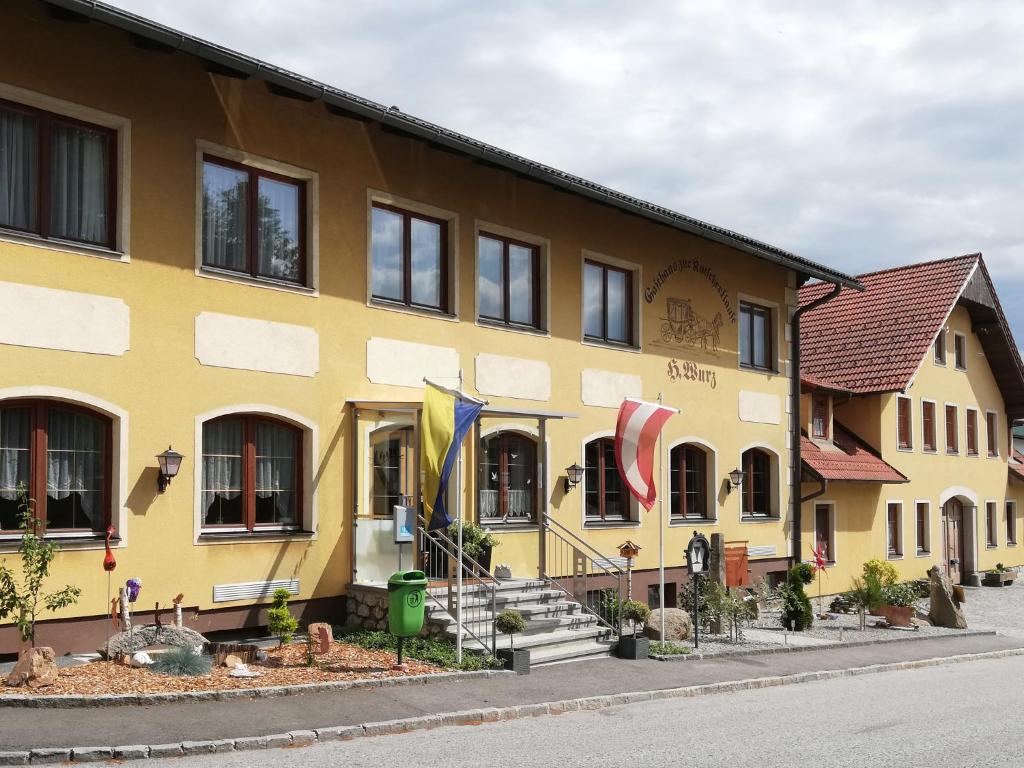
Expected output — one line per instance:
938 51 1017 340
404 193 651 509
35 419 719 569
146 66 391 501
417 516 499 655
540 514 626 637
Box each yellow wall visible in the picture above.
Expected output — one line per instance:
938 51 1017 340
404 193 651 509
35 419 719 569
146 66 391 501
0 0 799 640
802 304 1024 592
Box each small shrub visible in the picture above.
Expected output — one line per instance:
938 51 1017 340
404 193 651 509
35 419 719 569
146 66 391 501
621 599 651 637
848 572 885 629
151 647 212 677
791 562 815 585
267 587 299 645
883 581 920 608
494 609 528 651
649 641 691 656
334 628 505 671
863 558 899 587
446 521 499 564
779 565 814 631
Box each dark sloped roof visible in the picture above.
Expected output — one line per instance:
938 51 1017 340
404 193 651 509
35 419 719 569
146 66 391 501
801 423 907 483
800 254 978 394
38 0 862 289
1010 451 1024 484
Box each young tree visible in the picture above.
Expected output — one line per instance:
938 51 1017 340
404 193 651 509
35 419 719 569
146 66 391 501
0 490 81 647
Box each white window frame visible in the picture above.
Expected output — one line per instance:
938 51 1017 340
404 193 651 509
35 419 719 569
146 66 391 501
0 81 132 261
965 407 980 457
986 409 1000 458
921 398 938 453
953 332 968 371
886 500 904 560
896 395 913 452
667 437 719 525
985 499 999 549
934 329 947 367
914 499 931 556
195 139 320 295
580 431 640 528
813 500 837 564
738 442 782 522
580 250 642 353
944 402 960 455
1008 501 1018 547
737 293 781 374
473 220 550 336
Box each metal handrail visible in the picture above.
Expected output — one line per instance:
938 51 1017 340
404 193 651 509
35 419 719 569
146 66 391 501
544 514 627 577
416 515 502 587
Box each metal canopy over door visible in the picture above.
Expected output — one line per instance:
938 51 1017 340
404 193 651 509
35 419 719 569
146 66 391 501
942 498 965 584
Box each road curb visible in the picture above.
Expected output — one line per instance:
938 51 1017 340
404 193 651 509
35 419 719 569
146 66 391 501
4 644 1022 763
648 628 997 661
0 669 511 709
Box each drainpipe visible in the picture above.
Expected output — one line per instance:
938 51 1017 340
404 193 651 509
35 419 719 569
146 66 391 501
791 280 843 566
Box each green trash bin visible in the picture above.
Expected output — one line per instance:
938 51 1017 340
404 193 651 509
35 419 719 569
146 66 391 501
388 570 428 637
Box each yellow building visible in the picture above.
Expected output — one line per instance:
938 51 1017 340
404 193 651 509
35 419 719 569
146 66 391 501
799 255 1024 592
0 0 862 654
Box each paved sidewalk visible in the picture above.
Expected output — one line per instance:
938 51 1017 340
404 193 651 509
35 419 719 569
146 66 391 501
2 633 1021 751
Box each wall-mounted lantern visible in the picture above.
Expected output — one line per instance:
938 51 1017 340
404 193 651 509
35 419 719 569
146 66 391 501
727 467 746 493
156 446 184 493
563 463 585 493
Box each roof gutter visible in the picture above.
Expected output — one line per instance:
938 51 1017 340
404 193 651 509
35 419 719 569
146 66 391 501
790 279 844 566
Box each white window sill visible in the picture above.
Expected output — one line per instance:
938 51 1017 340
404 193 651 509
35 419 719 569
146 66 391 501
669 517 717 527
0 227 128 263
581 338 641 354
887 554 904 561
368 298 457 323
740 516 780 524
476 318 550 338
915 551 931 558
199 267 317 296
583 520 640 529
197 530 314 545
0 533 119 553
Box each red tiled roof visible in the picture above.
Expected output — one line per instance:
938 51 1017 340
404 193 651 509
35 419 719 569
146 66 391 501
800 254 979 393
1011 451 1024 483
802 422 908 483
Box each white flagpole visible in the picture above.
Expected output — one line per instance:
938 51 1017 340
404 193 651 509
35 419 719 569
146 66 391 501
456 369 464 665
658 392 666 644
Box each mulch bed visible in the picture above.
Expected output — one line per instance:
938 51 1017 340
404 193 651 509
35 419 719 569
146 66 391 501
1 641 442 696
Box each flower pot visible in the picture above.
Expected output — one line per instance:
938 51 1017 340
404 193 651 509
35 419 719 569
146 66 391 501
617 635 649 660
496 648 530 675
878 604 914 628
983 571 1015 587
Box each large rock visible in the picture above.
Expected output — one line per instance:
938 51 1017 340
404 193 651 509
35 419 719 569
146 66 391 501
928 565 968 629
308 622 333 654
103 625 208 658
6 646 58 688
643 608 692 641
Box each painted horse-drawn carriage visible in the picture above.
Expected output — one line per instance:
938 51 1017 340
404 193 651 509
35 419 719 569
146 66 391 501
660 297 723 352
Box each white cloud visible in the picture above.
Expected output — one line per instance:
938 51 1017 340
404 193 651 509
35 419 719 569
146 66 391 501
107 0 1024 344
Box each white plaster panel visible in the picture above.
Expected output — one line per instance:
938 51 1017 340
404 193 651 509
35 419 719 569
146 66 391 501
475 353 551 401
0 281 129 356
738 390 782 424
581 368 643 409
195 312 319 377
366 337 459 389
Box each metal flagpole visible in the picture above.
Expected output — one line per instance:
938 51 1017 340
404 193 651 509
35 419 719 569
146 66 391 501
456 369 464 665
658 392 666 644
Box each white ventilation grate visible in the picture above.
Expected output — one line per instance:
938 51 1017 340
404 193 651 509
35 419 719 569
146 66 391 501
747 545 777 558
213 579 299 603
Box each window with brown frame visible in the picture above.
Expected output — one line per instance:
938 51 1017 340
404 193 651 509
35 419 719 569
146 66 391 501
584 438 630 522
583 260 634 346
201 415 302 533
814 504 833 562
0 401 112 535
1007 502 1017 546
370 426 415 518
887 502 902 557
922 401 936 452
945 405 959 454
0 99 117 250
897 396 912 450
934 332 946 365
811 393 829 439
478 233 541 330
479 432 538 524
742 448 773 517
739 302 774 371
669 443 710 520
986 502 998 547
370 202 448 313
916 502 929 554
954 333 967 370
966 409 979 456
201 156 306 285
987 412 999 457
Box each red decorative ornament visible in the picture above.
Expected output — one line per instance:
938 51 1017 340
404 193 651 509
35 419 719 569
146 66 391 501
809 545 827 574
103 526 117 572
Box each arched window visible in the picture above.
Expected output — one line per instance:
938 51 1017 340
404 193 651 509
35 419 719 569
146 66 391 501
742 448 773 518
202 415 301 531
479 432 537 524
584 437 629 522
0 400 112 534
370 425 415 518
670 443 710 520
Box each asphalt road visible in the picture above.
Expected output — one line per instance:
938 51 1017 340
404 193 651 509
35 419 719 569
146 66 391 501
146 654 1024 768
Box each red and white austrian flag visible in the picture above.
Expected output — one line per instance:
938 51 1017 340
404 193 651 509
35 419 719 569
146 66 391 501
614 398 679 511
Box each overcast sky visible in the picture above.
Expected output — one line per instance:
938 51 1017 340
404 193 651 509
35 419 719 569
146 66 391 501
109 0 1024 345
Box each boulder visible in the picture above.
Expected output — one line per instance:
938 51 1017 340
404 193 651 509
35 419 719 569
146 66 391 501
643 608 692 641
927 565 968 629
308 622 333 654
103 625 208 658
131 651 154 668
6 646 58 688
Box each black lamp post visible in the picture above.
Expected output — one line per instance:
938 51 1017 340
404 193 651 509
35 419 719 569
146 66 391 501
156 446 184 493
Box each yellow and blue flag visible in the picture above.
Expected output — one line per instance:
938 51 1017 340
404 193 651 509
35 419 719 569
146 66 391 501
422 381 486 531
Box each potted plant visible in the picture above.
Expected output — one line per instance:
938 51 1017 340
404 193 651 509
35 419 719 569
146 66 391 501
494 609 530 674
447 521 500 573
983 563 1015 587
879 581 918 627
862 559 899 615
617 600 651 659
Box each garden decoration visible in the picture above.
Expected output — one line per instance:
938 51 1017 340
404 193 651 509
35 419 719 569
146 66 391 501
495 608 530 674
686 531 711 648
809 544 829 617
173 592 185 628
102 526 117 655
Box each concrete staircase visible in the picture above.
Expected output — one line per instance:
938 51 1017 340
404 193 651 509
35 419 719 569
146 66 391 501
425 578 616 665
